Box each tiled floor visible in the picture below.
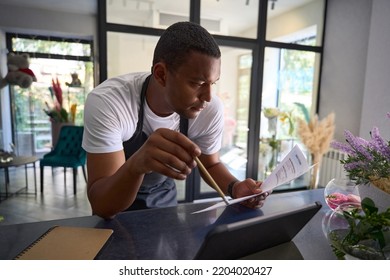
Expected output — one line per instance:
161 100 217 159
0 162 188 226
0 164 92 226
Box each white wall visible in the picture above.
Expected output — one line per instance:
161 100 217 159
319 0 372 141
0 31 12 150
320 0 390 141
0 4 96 39
0 3 98 83
107 32 157 78
360 0 390 140
267 0 325 44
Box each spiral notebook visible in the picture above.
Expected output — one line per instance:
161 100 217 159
14 226 113 260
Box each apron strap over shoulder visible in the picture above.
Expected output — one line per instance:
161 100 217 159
121 74 188 211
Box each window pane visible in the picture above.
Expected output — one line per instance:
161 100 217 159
107 0 190 28
266 0 325 47
13 57 94 157
12 38 91 57
107 32 158 77
201 0 258 38
199 46 252 196
259 47 321 189
9 34 94 157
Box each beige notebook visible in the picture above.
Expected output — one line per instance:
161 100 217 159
14 226 113 260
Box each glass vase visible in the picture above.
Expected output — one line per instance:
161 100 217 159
324 178 361 212
357 182 390 213
267 117 277 134
265 148 277 176
323 204 390 260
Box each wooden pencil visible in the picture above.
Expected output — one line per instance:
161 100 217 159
194 157 230 205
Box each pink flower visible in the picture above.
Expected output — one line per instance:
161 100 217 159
346 194 361 203
326 192 361 210
326 193 349 209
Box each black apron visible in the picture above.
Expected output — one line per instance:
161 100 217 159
123 75 188 211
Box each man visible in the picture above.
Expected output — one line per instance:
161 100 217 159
82 22 268 219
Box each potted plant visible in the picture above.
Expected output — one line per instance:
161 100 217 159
331 112 390 210
326 112 390 259
43 78 77 147
327 197 390 259
297 112 335 189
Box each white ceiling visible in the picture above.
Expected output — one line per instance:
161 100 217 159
0 0 316 18
0 0 98 15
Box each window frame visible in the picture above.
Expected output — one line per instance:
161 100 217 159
97 0 328 202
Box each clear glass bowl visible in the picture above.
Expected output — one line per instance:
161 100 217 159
323 203 390 260
324 178 361 212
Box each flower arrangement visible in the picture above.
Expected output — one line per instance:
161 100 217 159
261 108 285 173
259 135 280 175
44 78 77 123
263 107 280 119
263 107 295 135
279 110 295 136
297 112 335 188
331 113 390 195
260 107 299 178
325 113 390 260
263 107 280 134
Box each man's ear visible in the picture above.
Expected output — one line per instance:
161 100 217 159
152 62 167 86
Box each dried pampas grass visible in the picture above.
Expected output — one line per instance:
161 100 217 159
297 112 335 188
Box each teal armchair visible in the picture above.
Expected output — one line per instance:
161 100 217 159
40 125 87 194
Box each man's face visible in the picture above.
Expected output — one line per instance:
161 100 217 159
164 52 221 119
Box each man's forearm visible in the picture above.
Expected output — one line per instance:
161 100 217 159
87 161 145 219
205 162 238 195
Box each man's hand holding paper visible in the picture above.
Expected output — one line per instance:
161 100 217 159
192 145 310 214
231 179 270 209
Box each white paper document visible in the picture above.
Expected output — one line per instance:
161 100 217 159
192 145 310 214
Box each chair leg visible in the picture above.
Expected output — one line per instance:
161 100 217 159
64 167 66 187
82 165 87 182
73 168 77 195
40 166 44 193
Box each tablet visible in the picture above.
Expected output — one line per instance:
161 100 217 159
194 201 322 259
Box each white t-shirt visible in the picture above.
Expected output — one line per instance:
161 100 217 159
82 72 224 155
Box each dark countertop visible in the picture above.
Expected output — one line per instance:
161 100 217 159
0 188 336 260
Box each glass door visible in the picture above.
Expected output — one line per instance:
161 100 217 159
7 34 94 157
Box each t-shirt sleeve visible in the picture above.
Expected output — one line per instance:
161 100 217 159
82 93 125 153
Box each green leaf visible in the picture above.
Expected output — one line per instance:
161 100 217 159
361 197 378 215
59 107 69 122
294 102 310 123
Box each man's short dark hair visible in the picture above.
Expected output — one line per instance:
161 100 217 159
152 21 221 72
